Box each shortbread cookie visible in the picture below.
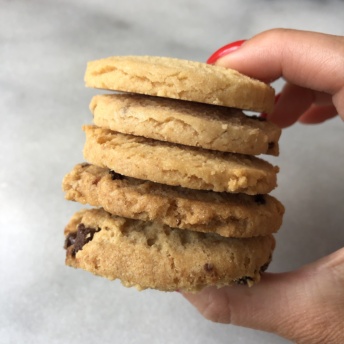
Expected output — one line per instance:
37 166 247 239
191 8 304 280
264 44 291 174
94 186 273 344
64 208 275 291
90 94 281 156
84 56 275 113
63 163 284 237
83 125 279 194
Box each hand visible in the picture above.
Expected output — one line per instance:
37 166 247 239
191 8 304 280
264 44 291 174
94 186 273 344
182 29 344 344
208 28 344 128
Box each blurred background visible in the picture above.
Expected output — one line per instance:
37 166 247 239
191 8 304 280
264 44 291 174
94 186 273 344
1 1 343 343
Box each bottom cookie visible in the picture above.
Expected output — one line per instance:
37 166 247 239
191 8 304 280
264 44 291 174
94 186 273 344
64 208 275 292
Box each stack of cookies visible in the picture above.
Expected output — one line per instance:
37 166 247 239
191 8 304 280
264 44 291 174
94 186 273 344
62 56 284 292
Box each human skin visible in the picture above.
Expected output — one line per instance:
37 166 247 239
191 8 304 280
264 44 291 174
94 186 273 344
182 29 344 344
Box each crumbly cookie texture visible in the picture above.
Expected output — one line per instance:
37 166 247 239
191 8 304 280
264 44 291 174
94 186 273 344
82 125 279 195
90 94 281 156
84 56 275 113
63 163 284 238
64 208 275 292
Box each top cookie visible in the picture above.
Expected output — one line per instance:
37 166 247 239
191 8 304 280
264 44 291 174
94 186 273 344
84 56 275 113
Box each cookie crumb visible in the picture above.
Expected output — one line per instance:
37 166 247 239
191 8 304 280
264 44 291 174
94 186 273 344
234 276 254 285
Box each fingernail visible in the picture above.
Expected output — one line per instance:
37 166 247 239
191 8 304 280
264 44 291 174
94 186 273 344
260 93 281 118
207 40 246 64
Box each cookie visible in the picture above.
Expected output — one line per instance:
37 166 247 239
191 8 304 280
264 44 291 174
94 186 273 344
84 56 275 113
90 94 281 156
63 163 284 238
82 125 279 195
64 208 275 291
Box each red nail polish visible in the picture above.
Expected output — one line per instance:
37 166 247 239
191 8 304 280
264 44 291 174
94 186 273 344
260 93 281 118
207 40 246 64
274 93 281 104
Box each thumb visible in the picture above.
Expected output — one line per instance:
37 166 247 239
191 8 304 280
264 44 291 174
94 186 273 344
182 247 344 344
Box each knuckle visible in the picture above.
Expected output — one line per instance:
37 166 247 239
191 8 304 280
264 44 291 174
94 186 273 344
254 28 291 42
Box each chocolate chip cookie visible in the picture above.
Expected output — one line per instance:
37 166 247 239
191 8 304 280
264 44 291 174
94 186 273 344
65 208 275 291
82 125 279 195
63 163 284 237
90 93 281 155
84 55 275 113
62 54 284 291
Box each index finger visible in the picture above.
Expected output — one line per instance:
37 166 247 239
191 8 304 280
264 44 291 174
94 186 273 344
215 29 344 95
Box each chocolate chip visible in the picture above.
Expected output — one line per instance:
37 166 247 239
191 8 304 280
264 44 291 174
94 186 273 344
260 255 272 272
254 194 266 205
204 263 214 272
92 177 101 185
268 142 275 150
234 276 254 285
64 232 77 249
73 223 100 255
109 170 125 180
260 261 270 273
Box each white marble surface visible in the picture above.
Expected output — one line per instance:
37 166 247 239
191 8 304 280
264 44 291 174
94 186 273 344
1 1 344 343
